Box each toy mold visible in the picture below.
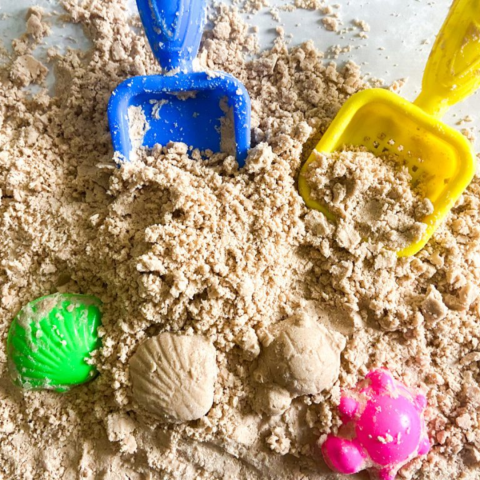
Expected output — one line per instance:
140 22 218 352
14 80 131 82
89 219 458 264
319 368 430 480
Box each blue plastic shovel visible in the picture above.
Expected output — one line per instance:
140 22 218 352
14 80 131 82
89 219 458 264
107 0 251 166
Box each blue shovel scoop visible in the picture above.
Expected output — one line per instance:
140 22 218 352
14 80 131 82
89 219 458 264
107 0 251 166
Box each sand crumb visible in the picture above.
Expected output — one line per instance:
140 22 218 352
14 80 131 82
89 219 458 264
321 16 340 32
237 0 270 13
462 127 476 144
294 0 325 9
457 115 475 126
352 18 370 32
9 54 48 86
11 7 50 56
327 44 352 59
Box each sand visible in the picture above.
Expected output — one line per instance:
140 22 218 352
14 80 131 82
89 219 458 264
301 147 434 251
0 2 480 480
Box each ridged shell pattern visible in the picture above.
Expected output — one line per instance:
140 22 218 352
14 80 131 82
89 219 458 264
129 332 217 423
7 293 102 392
252 314 346 415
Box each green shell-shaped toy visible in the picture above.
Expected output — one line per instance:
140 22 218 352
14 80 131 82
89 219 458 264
7 293 102 392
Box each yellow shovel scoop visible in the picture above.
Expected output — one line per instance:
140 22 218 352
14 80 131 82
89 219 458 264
298 0 479 257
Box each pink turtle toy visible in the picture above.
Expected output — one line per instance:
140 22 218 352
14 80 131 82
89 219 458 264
318 368 430 480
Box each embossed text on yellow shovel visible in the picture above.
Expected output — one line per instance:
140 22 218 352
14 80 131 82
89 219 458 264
299 0 479 257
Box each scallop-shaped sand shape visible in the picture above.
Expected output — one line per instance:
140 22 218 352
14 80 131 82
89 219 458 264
7 293 102 392
130 333 217 423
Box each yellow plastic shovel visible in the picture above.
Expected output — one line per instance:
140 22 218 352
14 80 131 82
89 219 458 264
298 0 479 257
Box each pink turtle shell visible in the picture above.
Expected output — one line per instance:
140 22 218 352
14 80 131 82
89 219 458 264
320 369 430 480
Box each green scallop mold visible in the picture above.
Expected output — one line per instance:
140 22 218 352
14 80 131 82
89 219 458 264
7 293 102 392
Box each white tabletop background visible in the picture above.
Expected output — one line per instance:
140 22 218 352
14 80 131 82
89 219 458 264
1 0 479 148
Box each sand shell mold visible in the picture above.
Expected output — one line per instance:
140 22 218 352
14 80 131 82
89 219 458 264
129 332 218 423
253 314 346 415
7 293 102 392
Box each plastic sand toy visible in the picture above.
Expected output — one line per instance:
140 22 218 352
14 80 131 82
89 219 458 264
7 293 102 392
108 0 251 166
319 369 430 480
299 0 479 257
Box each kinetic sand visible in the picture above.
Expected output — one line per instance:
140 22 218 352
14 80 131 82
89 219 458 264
1 2 480 479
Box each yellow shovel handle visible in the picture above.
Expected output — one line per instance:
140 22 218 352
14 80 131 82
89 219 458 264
414 0 480 118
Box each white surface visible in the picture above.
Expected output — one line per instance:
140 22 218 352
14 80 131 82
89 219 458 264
1 0 479 145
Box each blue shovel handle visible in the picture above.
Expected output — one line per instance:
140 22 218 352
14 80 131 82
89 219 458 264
136 0 207 72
